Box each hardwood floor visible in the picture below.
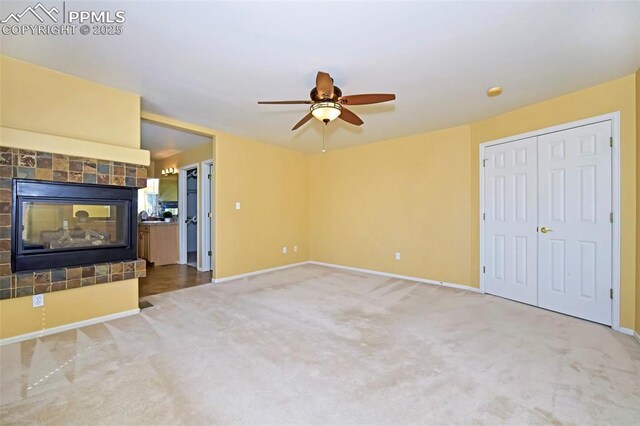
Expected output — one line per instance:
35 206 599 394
139 263 212 297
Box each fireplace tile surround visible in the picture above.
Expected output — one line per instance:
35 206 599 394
0 147 147 300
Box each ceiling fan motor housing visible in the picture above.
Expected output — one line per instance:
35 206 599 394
310 86 342 102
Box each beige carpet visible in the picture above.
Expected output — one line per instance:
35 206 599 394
1 264 639 424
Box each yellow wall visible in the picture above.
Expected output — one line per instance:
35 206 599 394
0 128 149 165
470 74 636 329
309 74 637 330
0 56 142 340
0 56 140 148
215 132 308 278
140 113 309 280
4 57 635 337
636 68 640 334
0 280 138 338
309 126 472 284
159 176 178 201
149 139 214 178
146 76 640 331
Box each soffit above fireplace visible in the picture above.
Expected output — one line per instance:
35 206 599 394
0 127 151 166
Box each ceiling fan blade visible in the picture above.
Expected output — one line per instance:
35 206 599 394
339 107 364 126
316 71 334 99
339 94 396 105
258 100 312 104
292 112 314 130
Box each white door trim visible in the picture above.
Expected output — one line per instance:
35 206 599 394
200 159 213 272
479 112 622 332
178 162 199 265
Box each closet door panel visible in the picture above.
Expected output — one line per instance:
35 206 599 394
537 121 612 325
484 138 538 305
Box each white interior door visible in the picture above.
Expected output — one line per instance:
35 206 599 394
537 121 612 325
484 137 538 305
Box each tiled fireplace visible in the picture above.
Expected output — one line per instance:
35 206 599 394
0 147 147 300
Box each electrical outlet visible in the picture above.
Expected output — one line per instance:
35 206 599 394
282 246 287 254
235 202 241 210
293 245 298 253
395 252 401 261
32 294 44 308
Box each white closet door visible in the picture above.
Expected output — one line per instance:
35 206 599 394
484 137 538 305
537 121 612 325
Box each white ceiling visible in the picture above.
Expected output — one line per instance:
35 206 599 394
1 1 639 153
141 120 211 160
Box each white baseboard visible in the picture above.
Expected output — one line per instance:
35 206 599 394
212 262 310 283
617 326 635 336
213 260 481 293
634 331 640 345
308 261 482 293
0 308 140 346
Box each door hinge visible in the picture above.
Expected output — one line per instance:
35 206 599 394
208 250 212 256
482 213 485 220
482 159 487 167
610 288 613 299
609 137 613 148
482 266 486 274
610 212 613 223
208 174 212 179
208 212 212 218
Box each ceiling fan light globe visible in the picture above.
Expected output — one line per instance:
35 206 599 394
311 102 342 122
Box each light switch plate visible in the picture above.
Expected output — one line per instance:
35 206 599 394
395 252 401 261
235 202 241 210
282 246 287 254
293 246 298 253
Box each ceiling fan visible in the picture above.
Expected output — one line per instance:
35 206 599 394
258 71 396 130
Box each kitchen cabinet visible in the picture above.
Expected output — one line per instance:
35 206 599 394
138 222 178 266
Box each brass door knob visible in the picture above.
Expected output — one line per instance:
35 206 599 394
540 226 552 234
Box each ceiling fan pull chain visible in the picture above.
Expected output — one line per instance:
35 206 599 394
322 123 326 153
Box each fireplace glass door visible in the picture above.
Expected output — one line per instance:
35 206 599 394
20 201 129 253
12 179 138 272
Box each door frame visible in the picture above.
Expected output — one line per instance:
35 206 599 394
178 162 199 265
479 112 622 332
200 159 214 272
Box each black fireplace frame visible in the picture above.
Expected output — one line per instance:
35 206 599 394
11 179 138 273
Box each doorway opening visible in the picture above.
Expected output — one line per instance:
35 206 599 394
137 117 215 297
185 167 198 268
178 161 213 273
